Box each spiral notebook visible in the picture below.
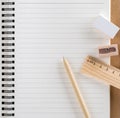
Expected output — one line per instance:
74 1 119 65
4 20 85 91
1 0 110 118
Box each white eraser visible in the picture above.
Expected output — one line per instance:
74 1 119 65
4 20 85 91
93 15 120 38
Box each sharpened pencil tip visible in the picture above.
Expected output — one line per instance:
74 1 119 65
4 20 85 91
63 57 66 62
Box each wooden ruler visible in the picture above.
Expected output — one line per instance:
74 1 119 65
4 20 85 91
81 56 120 89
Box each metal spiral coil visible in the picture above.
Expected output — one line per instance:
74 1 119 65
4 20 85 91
1 1 15 117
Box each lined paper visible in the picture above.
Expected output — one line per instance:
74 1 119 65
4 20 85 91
15 0 110 118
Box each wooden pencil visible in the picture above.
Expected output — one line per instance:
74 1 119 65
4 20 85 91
63 57 91 118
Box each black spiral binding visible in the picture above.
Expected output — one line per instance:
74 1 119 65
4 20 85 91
1 1 15 117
